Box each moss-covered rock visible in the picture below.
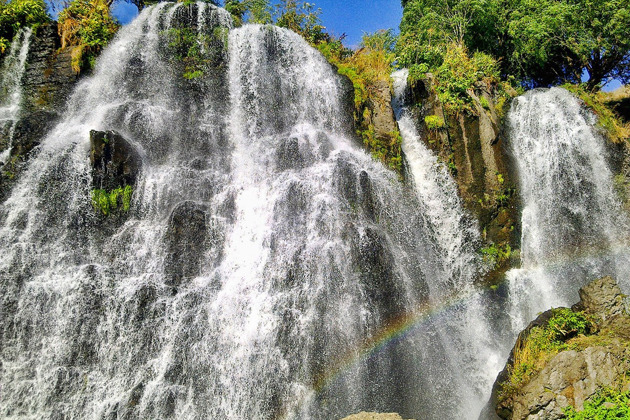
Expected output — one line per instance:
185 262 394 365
492 277 630 420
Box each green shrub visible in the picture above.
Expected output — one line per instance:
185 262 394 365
0 0 49 54
434 44 500 114
499 308 594 402
424 115 445 130
57 0 118 72
564 388 630 419
547 308 592 340
91 185 133 216
408 63 428 86
480 242 511 269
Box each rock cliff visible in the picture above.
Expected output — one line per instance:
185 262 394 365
0 22 81 202
403 75 519 281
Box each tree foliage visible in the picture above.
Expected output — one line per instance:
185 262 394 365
399 0 630 90
0 0 49 53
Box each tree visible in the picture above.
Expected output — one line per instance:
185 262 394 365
499 0 630 89
397 0 498 69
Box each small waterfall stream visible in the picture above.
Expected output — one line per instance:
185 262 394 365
504 87 630 331
0 27 32 165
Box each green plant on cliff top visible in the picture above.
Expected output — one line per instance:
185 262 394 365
563 83 630 144
435 43 499 114
317 30 402 173
499 308 594 402
424 115 445 130
57 0 118 73
564 388 630 419
0 0 48 54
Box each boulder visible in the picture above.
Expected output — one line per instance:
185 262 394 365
341 412 413 420
492 277 630 419
89 129 141 190
574 276 627 320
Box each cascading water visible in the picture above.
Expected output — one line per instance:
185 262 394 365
0 27 32 165
504 87 630 331
4 4 626 419
0 4 503 419
391 69 508 419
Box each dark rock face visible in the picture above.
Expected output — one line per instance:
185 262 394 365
90 130 141 190
492 277 630 420
406 76 518 281
164 201 208 288
0 22 81 201
21 23 79 114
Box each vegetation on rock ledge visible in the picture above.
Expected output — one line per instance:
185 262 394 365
499 308 595 402
57 0 119 73
91 185 133 216
0 0 48 53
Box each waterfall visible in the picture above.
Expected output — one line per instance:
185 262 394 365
391 69 507 420
0 27 32 165
0 4 501 419
504 87 630 330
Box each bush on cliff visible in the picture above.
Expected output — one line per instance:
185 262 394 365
399 0 630 91
0 0 48 54
57 0 118 72
499 308 594 401
318 30 403 172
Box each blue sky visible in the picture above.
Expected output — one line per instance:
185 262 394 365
111 0 402 47
309 0 402 47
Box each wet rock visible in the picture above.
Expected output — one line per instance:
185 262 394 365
90 130 141 190
408 76 518 280
164 201 208 288
341 413 413 420
0 22 81 201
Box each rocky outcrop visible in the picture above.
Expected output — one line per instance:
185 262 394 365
492 277 630 419
405 76 518 281
90 129 141 190
164 201 208 290
341 412 414 420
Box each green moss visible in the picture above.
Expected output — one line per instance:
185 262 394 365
91 185 133 216
424 115 445 130
480 96 490 110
